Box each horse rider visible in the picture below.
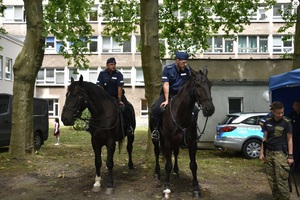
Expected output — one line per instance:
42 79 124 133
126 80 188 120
96 57 133 136
150 51 199 141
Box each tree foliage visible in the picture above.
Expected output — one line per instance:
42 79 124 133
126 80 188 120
43 0 94 69
100 0 279 57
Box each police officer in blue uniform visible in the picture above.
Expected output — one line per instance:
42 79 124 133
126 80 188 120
150 52 192 141
97 57 133 135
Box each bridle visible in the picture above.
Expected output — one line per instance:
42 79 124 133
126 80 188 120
64 87 120 131
169 77 211 146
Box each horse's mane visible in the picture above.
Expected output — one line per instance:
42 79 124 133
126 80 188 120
68 80 115 102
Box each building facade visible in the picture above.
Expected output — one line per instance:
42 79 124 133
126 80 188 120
0 0 297 146
0 34 23 94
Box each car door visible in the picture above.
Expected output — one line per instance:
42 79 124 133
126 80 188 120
0 94 12 146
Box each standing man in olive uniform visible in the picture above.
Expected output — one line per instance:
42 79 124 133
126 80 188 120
96 57 133 136
150 52 192 141
260 101 293 200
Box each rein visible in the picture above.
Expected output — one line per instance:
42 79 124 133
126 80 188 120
169 99 209 147
67 87 120 131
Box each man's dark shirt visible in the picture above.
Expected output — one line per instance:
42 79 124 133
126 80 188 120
96 69 124 100
263 116 292 146
162 63 190 96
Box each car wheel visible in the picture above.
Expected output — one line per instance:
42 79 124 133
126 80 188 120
242 139 261 159
34 132 42 150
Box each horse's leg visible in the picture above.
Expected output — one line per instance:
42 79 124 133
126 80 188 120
127 134 134 170
189 143 201 198
105 141 116 194
173 147 180 179
153 140 161 180
91 140 102 192
163 140 172 199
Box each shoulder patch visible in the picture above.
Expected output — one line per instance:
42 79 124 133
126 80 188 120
166 64 174 69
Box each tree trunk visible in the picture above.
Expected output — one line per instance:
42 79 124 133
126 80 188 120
293 4 300 70
140 0 161 155
9 0 45 158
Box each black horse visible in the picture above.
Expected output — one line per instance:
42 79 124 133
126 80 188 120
61 75 135 194
150 66 215 199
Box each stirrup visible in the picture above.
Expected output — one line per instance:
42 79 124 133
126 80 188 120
151 130 159 141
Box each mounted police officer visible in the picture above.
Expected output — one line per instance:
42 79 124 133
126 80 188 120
150 51 198 141
260 101 294 200
96 57 133 136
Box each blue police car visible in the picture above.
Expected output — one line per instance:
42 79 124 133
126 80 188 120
214 112 269 159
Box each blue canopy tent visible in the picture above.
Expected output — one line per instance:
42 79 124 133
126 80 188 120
269 68 300 115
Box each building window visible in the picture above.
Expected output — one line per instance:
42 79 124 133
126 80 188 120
69 68 79 83
36 68 65 85
5 58 12 80
119 68 132 85
273 36 293 53
251 5 268 21
0 56 3 80
140 99 148 116
48 99 59 117
88 6 98 22
205 36 233 53
272 3 295 20
136 35 141 53
90 36 98 52
46 37 55 49
102 36 131 53
238 36 268 53
259 36 268 52
135 68 144 85
228 98 243 114
4 6 25 22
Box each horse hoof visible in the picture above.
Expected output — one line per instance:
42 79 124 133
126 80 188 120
193 191 201 199
105 187 114 195
163 189 171 199
91 186 101 193
154 174 160 180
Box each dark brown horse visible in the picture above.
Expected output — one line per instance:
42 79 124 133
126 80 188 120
61 75 135 194
150 66 215 199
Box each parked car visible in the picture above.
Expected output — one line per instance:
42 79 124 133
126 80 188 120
214 112 269 159
0 93 49 150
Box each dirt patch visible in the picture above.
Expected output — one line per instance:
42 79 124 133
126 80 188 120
1 131 300 200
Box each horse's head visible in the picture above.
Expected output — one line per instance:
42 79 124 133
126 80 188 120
61 75 87 126
191 66 215 117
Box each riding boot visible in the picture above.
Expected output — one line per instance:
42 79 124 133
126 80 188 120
151 117 160 141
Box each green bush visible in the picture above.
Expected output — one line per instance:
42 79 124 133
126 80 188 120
73 109 91 131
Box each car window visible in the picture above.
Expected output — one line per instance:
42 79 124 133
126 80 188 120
219 116 238 125
242 116 259 125
0 95 9 114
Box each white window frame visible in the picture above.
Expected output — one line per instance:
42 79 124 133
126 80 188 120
119 67 132 86
140 99 148 117
4 5 25 22
88 5 99 22
0 56 3 80
205 36 234 53
5 58 12 81
101 36 131 53
36 68 65 86
272 35 294 54
48 98 59 117
228 97 243 114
